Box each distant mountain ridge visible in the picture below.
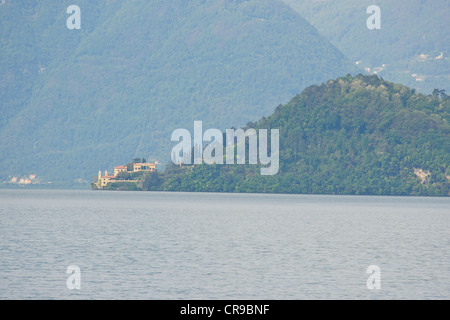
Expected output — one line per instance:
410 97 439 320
0 0 357 182
282 0 450 94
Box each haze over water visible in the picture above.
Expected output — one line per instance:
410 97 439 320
1 189 449 299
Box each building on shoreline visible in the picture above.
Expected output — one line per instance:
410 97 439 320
7 174 39 185
114 165 127 176
93 162 157 189
131 162 156 172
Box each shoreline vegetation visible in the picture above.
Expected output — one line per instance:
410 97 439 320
93 75 449 197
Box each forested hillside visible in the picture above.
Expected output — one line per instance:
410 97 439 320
157 75 450 196
0 0 356 182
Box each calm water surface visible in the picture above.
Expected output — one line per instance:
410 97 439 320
0 189 449 299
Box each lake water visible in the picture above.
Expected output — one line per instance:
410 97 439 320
0 189 449 299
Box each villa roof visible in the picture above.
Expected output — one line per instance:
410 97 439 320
115 165 127 169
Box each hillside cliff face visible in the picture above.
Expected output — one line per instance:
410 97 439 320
0 0 357 182
162 75 450 196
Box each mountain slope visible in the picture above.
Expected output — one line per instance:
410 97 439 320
0 0 357 182
0 0 120 128
161 75 450 196
281 0 450 94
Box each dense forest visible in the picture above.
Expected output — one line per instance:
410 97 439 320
2 1 448 186
0 0 356 183
102 75 450 196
